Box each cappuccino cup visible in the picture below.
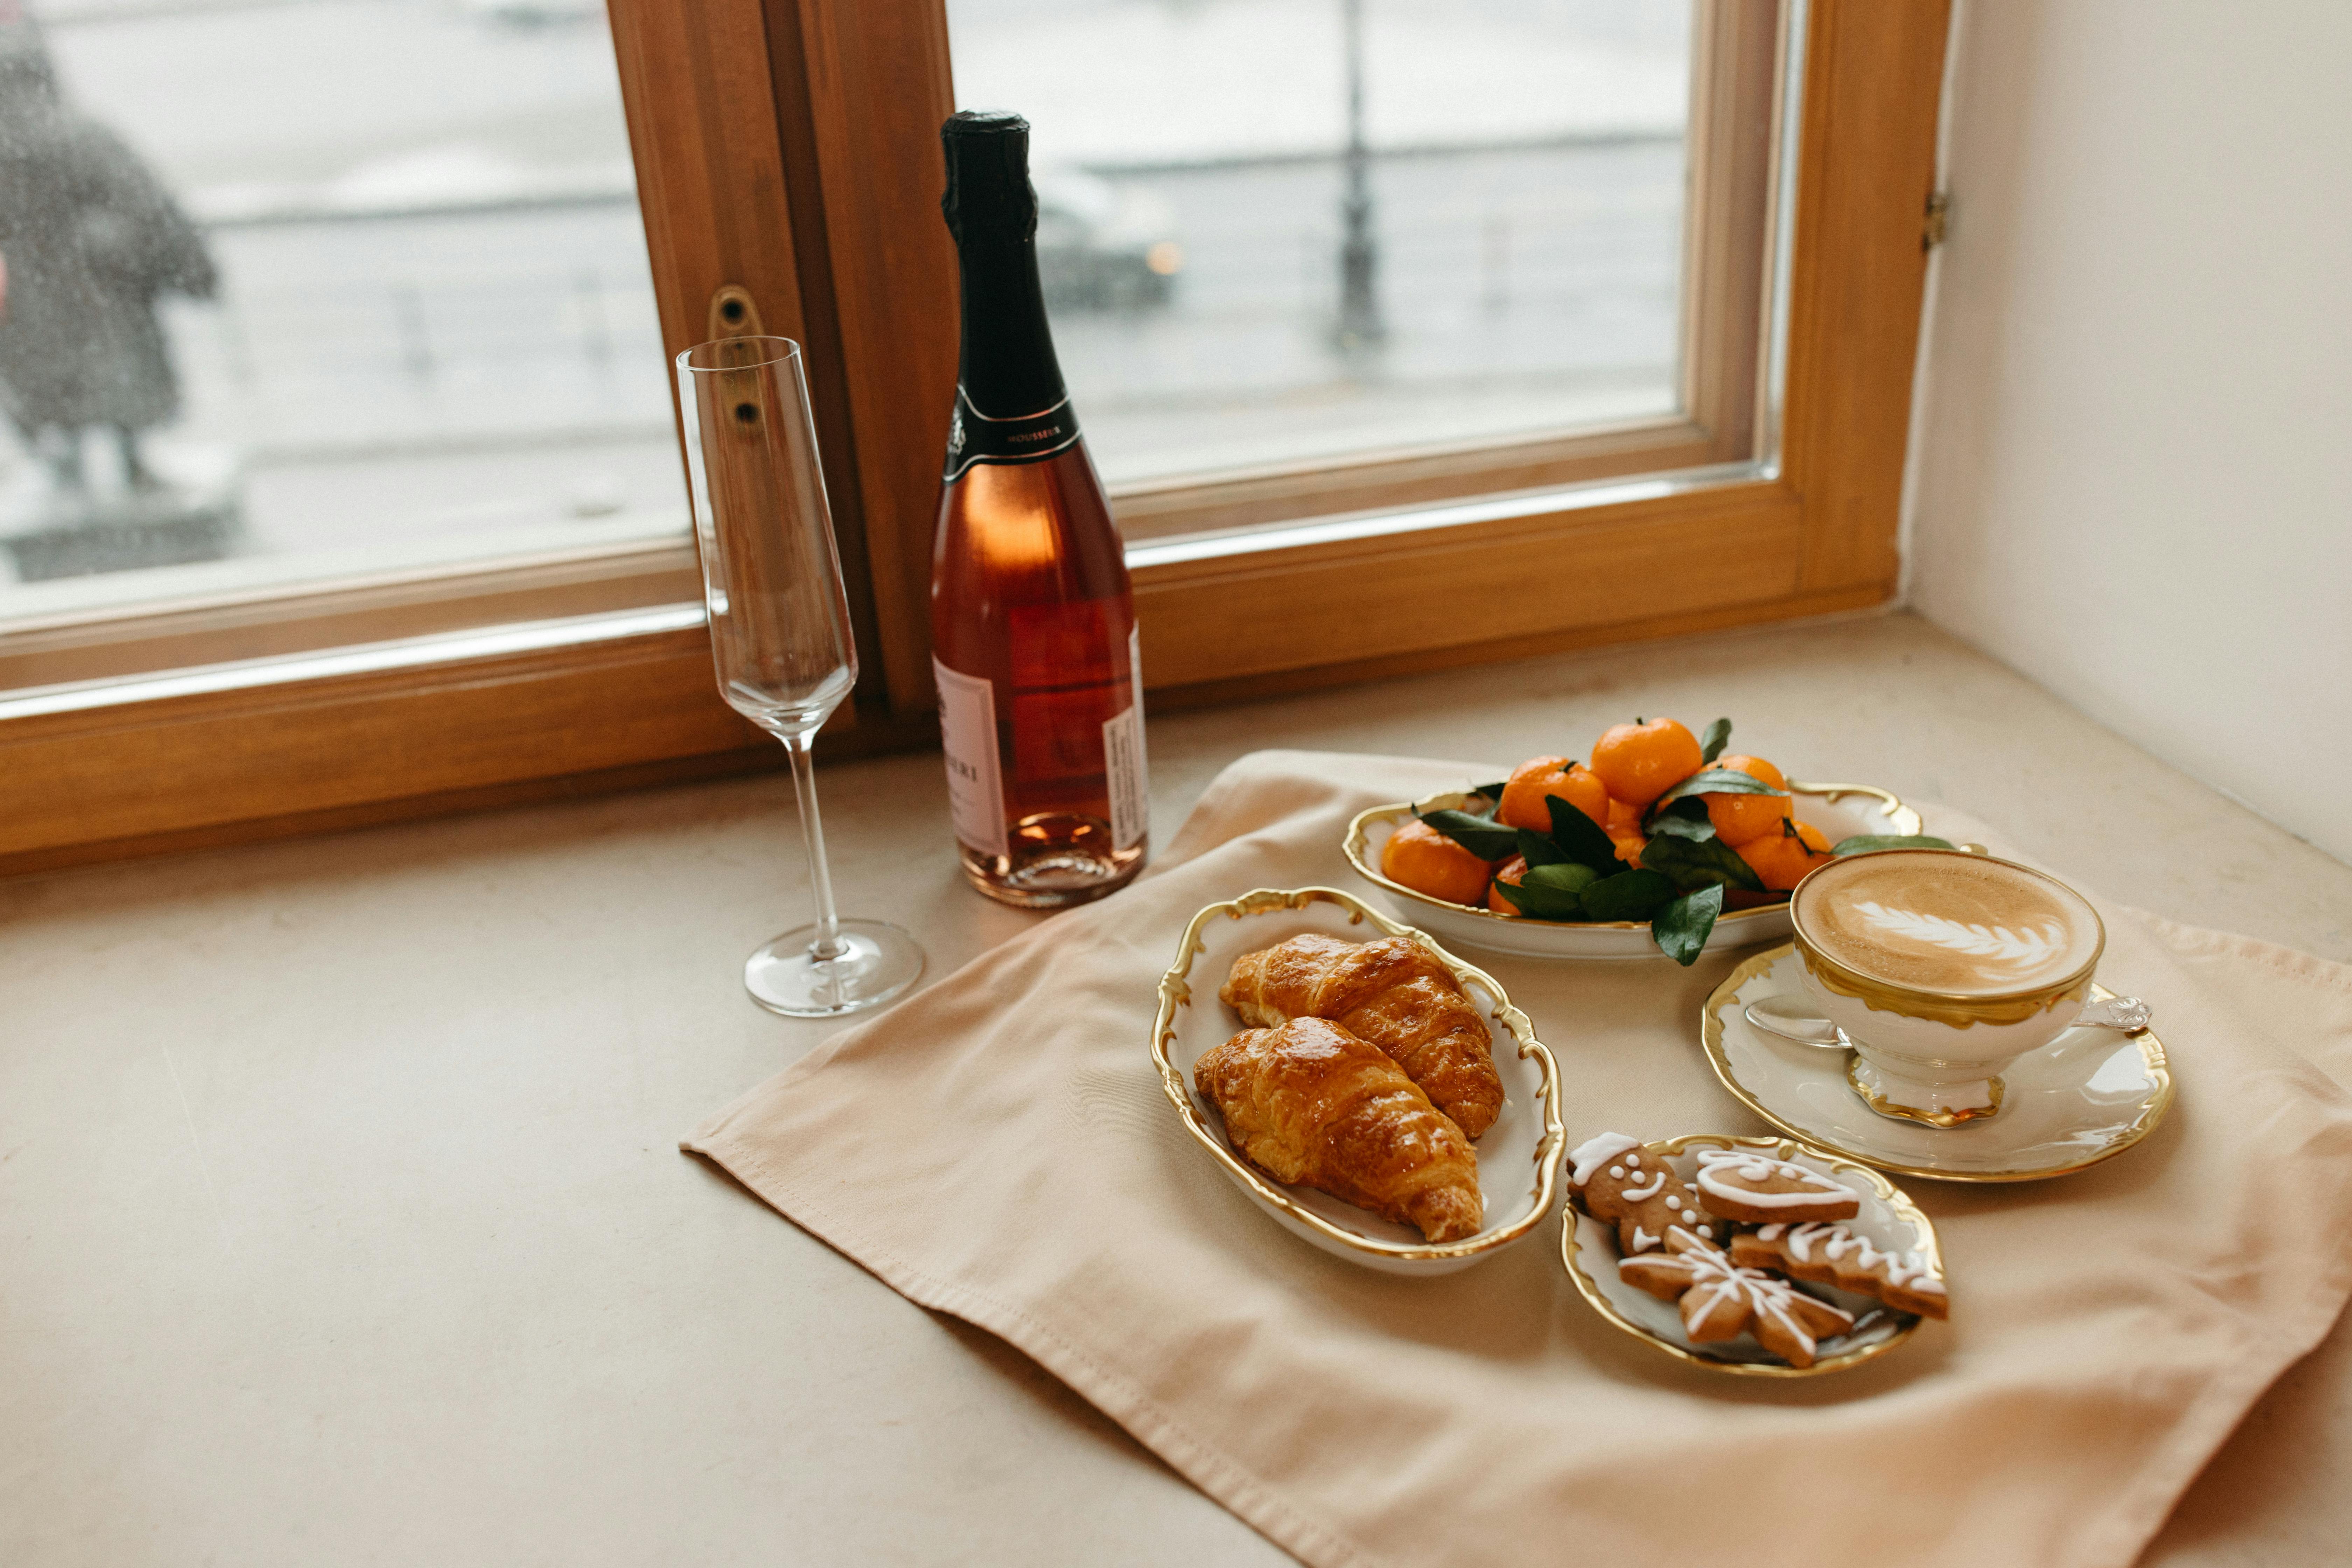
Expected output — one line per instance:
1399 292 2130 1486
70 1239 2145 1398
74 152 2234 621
1789 849 2105 1126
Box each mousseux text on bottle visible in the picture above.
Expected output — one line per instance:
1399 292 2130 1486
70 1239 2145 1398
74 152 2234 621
931 109 1148 909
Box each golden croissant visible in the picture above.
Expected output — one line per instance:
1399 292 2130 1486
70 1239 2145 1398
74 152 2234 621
1194 1017 1484 1242
1219 934 1504 1138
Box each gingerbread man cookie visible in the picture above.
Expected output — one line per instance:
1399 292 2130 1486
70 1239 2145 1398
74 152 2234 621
1689 1145 1861 1225
1729 1222 1949 1320
1567 1131 1721 1254
1618 1233 1856 1368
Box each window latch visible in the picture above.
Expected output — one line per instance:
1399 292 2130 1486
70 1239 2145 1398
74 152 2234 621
707 284 767 342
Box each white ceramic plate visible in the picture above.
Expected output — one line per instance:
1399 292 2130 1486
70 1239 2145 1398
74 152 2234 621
1150 886 1565 1275
1702 945 2176 1182
1344 782 1923 960
1560 1133 1939 1375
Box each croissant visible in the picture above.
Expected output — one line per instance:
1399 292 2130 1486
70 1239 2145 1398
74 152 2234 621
1219 934 1505 1138
1194 1017 1484 1242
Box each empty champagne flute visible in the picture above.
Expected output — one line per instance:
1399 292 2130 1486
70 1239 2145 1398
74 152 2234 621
677 335 924 1016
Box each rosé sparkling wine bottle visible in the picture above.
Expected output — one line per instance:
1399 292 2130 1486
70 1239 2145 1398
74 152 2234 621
931 111 1148 909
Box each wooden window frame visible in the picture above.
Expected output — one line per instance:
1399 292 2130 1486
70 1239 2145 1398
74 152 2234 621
0 0 1947 877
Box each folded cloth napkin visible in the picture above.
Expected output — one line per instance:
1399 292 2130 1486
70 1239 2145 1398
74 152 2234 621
685 750 2352 1568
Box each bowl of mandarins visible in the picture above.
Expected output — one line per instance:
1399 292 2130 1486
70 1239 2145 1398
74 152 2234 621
1343 716 1944 963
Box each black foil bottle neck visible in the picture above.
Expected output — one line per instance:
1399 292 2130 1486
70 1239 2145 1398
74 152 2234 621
942 110 1070 423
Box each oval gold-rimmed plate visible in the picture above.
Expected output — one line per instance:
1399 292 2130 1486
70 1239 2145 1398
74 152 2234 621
1560 1133 1940 1376
1345 783 1921 960
1151 886 1566 1275
1702 945 2176 1183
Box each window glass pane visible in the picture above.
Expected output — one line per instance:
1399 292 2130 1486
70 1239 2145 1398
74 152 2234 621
946 0 1695 489
0 0 678 622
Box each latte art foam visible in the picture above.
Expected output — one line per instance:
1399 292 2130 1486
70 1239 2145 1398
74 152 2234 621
1793 851 2100 994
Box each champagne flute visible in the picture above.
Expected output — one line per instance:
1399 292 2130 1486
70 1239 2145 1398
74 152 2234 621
677 335 923 1016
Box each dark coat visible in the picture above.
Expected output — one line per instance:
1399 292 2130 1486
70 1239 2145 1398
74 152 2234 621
0 60 216 432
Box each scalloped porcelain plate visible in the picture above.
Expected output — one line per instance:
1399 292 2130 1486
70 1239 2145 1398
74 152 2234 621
1702 945 2176 1182
1150 886 1566 1275
1344 783 1921 960
1560 1133 1940 1376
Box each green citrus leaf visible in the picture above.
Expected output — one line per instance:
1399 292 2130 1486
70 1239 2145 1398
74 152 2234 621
1640 831 1766 894
1543 794 1619 870
1698 717 1732 764
1647 796 1717 842
1493 873 1586 920
1577 868 1676 921
1525 862 1601 895
1832 834 1957 856
1414 808 1518 861
1652 883 1726 965
1516 827 1572 867
1646 765 1786 815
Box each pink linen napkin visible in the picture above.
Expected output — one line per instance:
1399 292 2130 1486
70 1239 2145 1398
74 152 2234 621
685 750 2352 1568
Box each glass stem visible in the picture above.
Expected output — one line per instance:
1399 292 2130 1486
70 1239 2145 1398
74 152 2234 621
782 730 847 961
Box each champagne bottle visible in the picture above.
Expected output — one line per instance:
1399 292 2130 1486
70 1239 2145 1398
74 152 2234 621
931 110 1148 909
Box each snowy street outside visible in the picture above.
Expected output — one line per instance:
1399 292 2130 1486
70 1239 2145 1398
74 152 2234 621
0 0 1692 623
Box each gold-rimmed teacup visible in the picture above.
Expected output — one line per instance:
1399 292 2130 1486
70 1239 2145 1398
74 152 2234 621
1790 849 2106 1127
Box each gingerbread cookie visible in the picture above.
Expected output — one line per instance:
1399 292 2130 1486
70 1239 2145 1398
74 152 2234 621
1690 1145 1861 1225
1617 1232 1856 1368
1729 1222 1949 1320
1567 1131 1721 1254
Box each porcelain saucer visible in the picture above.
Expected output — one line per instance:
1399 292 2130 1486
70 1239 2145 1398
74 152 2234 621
1701 945 2175 1183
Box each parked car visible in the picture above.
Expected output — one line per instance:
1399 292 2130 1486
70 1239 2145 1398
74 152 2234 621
1032 167 1182 313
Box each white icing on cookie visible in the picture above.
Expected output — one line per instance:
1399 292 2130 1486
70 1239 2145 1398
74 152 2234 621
1692 1147 1855 1210
1762 1222 1947 1295
1619 1171 1668 1202
1630 1245 1853 1359
1568 1132 1643 1186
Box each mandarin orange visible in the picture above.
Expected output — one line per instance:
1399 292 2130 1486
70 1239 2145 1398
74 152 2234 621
1486 854 1530 916
1498 756 1610 832
1736 819 1835 892
1590 718 1704 809
1700 754 1794 846
1381 818 1495 906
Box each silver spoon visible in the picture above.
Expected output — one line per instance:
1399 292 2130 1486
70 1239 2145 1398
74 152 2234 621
1741 991 2152 1050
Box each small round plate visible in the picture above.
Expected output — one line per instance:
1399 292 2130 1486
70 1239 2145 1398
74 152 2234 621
1702 945 2176 1183
1150 887 1565 1275
1344 783 1919 960
1560 1133 1938 1376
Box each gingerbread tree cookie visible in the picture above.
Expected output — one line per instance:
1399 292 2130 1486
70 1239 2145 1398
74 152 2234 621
1690 1146 1861 1225
1729 1222 1949 1320
1567 1131 1722 1254
1618 1232 1856 1368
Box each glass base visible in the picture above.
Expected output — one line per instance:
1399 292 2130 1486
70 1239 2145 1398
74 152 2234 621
958 815 1148 910
743 919 924 1018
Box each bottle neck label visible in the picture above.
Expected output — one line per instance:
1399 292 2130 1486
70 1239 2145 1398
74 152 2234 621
943 384 1082 483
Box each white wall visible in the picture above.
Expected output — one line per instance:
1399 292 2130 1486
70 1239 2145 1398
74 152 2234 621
1909 0 2352 862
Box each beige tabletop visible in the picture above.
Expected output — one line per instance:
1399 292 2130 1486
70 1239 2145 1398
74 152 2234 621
4 610 2347 1566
